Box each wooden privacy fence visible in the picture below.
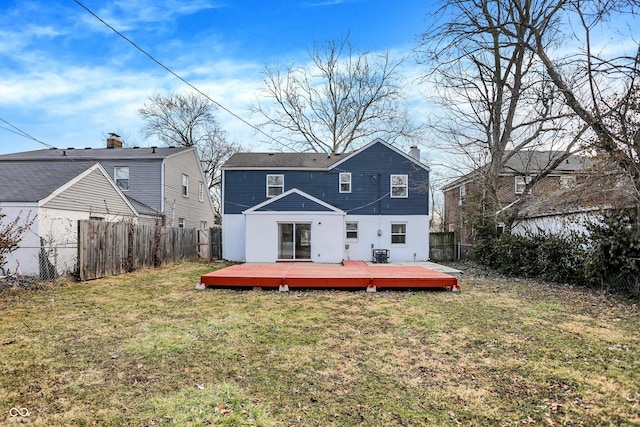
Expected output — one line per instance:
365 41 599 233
78 220 197 281
429 232 456 262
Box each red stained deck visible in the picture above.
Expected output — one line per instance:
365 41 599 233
200 260 459 291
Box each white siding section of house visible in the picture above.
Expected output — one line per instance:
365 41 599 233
222 214 245 261
512 212 596 237
164 149 216 228
244 212 344 263
0 205 133 276
343 215 430 262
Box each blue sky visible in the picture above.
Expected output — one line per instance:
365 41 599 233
0 0 432 155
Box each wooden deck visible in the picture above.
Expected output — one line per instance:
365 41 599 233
199 260 460 291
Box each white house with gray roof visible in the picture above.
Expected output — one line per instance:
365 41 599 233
0 162 137 277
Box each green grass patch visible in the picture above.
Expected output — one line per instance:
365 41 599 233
0 260 638 426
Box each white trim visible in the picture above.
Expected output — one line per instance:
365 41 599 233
339 172 352 193
266 174 284 198
38 163 138 215
390 174 408 198
244 188 345 214
330 138 430 171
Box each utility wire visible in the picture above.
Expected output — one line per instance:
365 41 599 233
71 0 286 149
0 117 56 149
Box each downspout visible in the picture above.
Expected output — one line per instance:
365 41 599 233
160 158 166 214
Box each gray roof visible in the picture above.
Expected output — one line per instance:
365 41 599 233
503 151 587 174
126 196 162 217
0 161 95 202
443 151 588 190
0 146 191 161
223 152 347 169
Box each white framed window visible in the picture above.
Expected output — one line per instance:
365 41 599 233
267 174 284 197
390 174 408 198
182 174 189 197
178 218 186 228
198 181 205 202
114 167 129 191
345 221 358 240
391 223 407 244
459 184 466 206
200 221 208 229
339 172 351 193
514 175 531 194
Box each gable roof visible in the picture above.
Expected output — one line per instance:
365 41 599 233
0 146 191 162
222 139 429 171
244 188 345 214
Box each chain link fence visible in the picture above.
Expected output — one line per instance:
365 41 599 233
0 242 78 290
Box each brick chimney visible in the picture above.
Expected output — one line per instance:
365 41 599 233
107 133 123 149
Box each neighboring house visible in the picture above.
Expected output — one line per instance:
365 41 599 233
0 135 216 229
442 151 587 244
511 172 639 236
221 138 430 263
0 162 137 277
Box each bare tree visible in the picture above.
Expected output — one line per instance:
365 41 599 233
139 92 241 220
418 0 584 234
255 35 420 154
0 210 35 269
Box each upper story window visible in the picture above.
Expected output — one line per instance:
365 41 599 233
514 175 531 195
182 174 189 197
114 167 129 191
390 174 408 198
459 184 466 206
391 223 407 244
346 221 358 240
267 174 284 197
339 172 352 193
198 181 205 202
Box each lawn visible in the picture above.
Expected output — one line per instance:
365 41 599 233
1 261 638 426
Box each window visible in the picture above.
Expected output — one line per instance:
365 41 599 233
346 222 358 240
339 172 351 193
459 184 466 206
514 175 531 194
178 218 186 228
390 174 408 198
267 174 284 197
182 174 189 197
114 167 129 191
200 221 208 229
391 223 407 244
198 181 205 202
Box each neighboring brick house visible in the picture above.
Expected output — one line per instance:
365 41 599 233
442 151 587 245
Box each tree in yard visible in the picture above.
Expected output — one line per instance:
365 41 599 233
139 92 241 221
0 210 35 269
418 0 639 236
254 35 421 154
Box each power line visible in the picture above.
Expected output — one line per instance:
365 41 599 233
71 0 287 149
0 117 56 149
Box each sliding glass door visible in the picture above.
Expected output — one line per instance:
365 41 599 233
278 223 311 260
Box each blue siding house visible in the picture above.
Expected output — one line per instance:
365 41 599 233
222 139 430 263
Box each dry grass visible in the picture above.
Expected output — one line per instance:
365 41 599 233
1 261 638 426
